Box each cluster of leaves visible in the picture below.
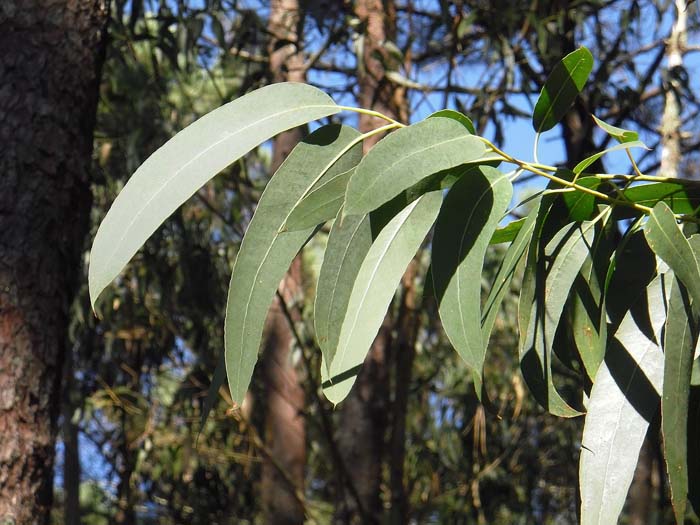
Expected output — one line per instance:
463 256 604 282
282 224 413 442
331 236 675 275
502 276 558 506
89 46 700 522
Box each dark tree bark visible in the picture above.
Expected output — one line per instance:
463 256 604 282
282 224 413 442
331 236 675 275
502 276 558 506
0 1 108 523
259 1 307 522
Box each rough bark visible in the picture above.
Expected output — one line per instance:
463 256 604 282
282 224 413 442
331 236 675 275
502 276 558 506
334 0 407 522
259 1 307 522
0 1 108 523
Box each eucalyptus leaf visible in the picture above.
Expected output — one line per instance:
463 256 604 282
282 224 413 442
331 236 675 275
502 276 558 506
344 117 494 216
617 182 700 217
580 273 668 525
520 218 596 417
532 47 594 133
89 83 341 309
285 167 356 231
428 109 476 134
314 210 372 369
490 217 526 244
573 141 648 175
224 124 362 405
432 167 512 385
324 191 443 404
592 115 640 143
482 203 538 344
662 278 697 524
645 201 700 308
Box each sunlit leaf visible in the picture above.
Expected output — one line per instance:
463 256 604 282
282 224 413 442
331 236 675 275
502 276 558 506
482 202 538 344
285 167 357 231
89 83 341 309
592 115 639 143
616 182 700 217
323 191 443 404
562 176 602 221
224 124 362 404
645 201 700 307
580 273 668 525
532 47 594 133
314 210 372 369
428 109 476 134
573 141 648 175
490 217 526 244
432 167 512 388
344 117 495 216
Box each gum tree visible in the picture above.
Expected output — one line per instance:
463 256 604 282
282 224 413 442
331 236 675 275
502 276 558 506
89 48 700 523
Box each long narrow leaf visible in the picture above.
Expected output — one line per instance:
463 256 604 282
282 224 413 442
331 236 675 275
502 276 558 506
432 167 512 384
344 117 494 216
314 210 372 369
89 83 340 309
580 273 668 525
323 191 443 404
573 141 648 175
663 278 697 523
224 125 362 404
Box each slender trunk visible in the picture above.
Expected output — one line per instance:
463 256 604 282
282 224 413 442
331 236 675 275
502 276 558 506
259 2 307 522
335 0 407 521
62 346 81 525
0 1 107 523
659 0 687 178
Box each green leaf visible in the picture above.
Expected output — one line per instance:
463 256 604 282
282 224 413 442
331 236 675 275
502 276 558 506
616 182 700 218
344 117 494 216
645 202 700 308
199 352 226 434
580 273 668 525
432 167 512 385
285 167 356 231
573 141 648 175
482 202 538 344
89 82 341 310
562 176 602 221
490 217 526 244
532 47 594 133
224 124 362 405
428 109 476 134
592 115 639 143
662 277 697 524
520 216 596 417
323 191 443 404
314 210 372 369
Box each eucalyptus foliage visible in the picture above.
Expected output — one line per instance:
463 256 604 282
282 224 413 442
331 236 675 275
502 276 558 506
89 47 700 522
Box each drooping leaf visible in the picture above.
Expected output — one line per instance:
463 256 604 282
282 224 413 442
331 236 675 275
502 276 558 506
662 277 697 524
224 124 362 405
573 141 648 175
490 217 526 244
645 201 700 307
532 47 594 133
592 115 640 143
615 182 700 218
89 83 341 309
432 167 512 387
580 273 668 525
344 117 495 216
199 352 226 435
482 202 538 344
285 167 356 231
428 109 476 134
314 210 372 369
323 191 443 404
520 215 596 417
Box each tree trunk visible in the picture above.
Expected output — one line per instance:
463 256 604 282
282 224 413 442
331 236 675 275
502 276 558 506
0 1 108 523
61 346 81 525
259 1 307 522
334 0 407 521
